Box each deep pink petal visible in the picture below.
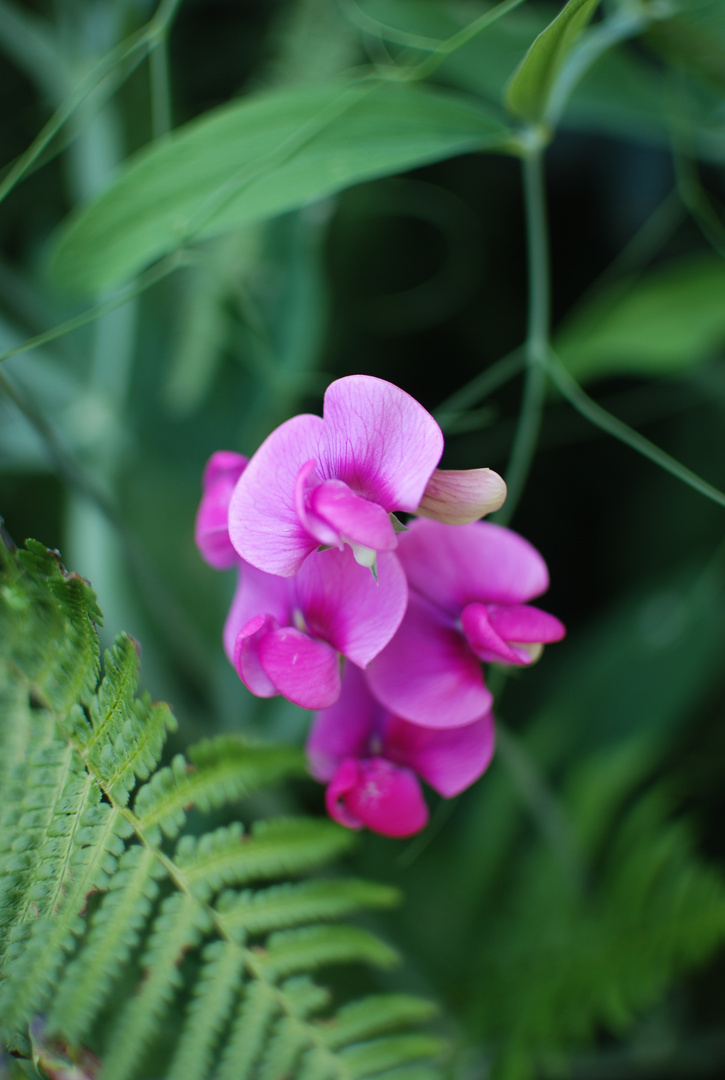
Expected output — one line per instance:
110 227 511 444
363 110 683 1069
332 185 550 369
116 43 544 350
384 710 496 797
398 519 551 612
320 375 443 512
328 757 429 837
195 451 248 569
306 665 381 781
293 548 408 669
222 564 291 662
487 603 566 643
233 614 279 698
258 627 342 710
366 593 492 728
461 603 531 665
325 758 365 829
310 480 397 552
229 414 325 576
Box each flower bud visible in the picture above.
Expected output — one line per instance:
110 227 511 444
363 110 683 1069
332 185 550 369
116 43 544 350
416 468 507 525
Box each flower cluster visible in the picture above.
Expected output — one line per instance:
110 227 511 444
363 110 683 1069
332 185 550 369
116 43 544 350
196 375 564 838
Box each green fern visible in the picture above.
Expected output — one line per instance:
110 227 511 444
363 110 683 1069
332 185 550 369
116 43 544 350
464 734 725 1080
0 539 445 1080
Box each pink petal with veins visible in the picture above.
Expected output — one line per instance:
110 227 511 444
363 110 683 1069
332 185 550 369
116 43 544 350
461 603 532 665
326 757 429 837
294 548 407 669
258 627 341 710
384 711 496 797
229 413 325 576
398 519 550 612
320 375 443 511
195 451 248 569
366 593 492 728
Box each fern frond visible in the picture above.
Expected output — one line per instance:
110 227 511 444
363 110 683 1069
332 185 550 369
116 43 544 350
174 818 356 901
318 996 439 1050
216 878 400 937
165 939 245 1080
0 538 445 1080
135 738 306 842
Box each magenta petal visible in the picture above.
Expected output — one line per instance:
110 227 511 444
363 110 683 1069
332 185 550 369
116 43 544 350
306 665 380 781
229 414 325 576
320 375 443 511
384 711 496 797
332 757 429 837
258 627 341 710
294 461 342 548
310 480 397 552
398 519 551 612
233 614 279 698
223 564 291 662
366 593 492 728
325 759 365 830
487 603 566 643
294 548 408 669
195 451 248 570
461 603 531 665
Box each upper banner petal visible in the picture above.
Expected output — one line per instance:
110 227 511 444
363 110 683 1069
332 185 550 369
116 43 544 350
229 413 325 576
321 375 443 512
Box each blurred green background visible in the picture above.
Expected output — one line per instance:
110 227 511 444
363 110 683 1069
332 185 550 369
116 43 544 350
1 0 725 1076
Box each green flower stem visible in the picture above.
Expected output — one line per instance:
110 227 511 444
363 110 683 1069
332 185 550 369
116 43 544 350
544 347 725 510
150 33 172 139
497 147 549 526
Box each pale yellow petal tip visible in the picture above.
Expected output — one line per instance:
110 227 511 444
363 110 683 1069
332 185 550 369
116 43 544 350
416 468 507 526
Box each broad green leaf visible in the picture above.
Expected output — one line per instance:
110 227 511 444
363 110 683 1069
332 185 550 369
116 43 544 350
556 255 725 382
505 0 601 123
49 80 509 296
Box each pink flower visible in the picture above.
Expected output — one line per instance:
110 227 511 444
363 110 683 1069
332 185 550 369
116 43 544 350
195 451 248 569
223 547 407 711
366 519 565 728
308 665 495 837
228 375 444 577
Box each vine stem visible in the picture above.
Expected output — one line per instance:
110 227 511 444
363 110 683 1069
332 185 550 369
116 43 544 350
497 146 550 526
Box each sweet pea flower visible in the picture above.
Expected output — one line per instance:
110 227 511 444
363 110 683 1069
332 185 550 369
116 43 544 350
228 374 445 577
366 519 565 728
223 546 407 711
195 450 248 569
307 665 495 837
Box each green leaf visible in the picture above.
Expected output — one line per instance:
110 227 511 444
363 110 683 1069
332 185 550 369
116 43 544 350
505 0 601 123
49 80 509 296
556 255 725 382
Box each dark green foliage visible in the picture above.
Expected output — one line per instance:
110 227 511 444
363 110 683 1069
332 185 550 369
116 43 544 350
0 540 444 1080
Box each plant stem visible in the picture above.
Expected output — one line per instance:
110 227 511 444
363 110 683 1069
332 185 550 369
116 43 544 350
497 147 549 526
544 347 725 510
